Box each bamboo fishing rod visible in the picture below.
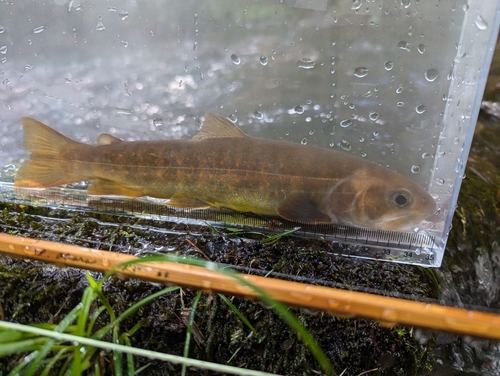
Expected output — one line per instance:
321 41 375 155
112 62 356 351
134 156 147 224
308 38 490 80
1 232 499 340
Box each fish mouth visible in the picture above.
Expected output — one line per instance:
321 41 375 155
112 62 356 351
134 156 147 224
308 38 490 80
377 208 437 231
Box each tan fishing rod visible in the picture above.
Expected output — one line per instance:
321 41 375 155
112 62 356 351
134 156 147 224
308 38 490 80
0 232 499 340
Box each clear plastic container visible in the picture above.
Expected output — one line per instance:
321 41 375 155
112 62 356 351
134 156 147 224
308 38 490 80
1 0 499 267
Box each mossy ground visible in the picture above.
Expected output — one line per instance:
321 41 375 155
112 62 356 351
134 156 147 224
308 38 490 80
0 199 438 375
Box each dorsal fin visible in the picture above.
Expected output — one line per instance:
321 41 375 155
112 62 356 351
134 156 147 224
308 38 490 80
97 133 122 145
192 113 247 140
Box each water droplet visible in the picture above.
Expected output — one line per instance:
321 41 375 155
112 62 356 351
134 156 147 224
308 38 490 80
230 54 240 65
294 105 304 114
259 56 268 66
369 112 379 121
396 85 404 94
359 136 365 142
2 164 17 177
340 140 351 151
411 165 421 174
119 10 129 21
297 58 315 69
0 26 5 34
201 280 212 289
397 41 411 51
425 69 439 82
396 101 404 107
435 178 445 185
33 25 45 34
153 118 163 127
108 6 117 12
351 0 362 11
102 258 110 267
417 44 425 54
462 4 469 12
421 152 432 159
360 152 367 157
114 108 133 115
254 111 263 119
228 114 237 123
415 104 427 114
24 64 33 71
96 21 105 31
475 15 488 30
384 61 394 70
0 46 7 54
65 77 72 83
340 119 353 128
401 0 411 8
301 137 308 145
121 40 129 47
354 67 369 78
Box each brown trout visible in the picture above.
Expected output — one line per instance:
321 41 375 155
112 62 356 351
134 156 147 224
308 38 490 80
14 114 436 230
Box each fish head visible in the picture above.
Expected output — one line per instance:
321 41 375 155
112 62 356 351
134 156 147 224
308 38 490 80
323 168 437 231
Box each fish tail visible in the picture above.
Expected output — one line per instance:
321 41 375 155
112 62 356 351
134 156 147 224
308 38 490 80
14 117 87 188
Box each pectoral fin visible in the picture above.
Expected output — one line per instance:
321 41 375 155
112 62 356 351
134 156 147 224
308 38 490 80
88 178 144 197
276 192 331 224
168 194 212 209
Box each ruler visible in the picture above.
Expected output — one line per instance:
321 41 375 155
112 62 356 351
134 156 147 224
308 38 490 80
1 183 439 266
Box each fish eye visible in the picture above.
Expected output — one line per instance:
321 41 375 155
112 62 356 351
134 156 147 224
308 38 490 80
392 191 411 208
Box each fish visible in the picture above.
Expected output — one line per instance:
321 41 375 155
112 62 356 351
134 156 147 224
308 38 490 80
14 113 437 231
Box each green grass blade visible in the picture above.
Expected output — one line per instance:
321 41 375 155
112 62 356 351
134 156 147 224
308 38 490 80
113 326 123 376
92 286 179 341
86 272 116 322
86 306 107 337
261 227 300 243
218 294 257 336
0 338 47 357
0 321 278 376
76 284 96 336
41 347 71 376
7 351 39 376
26 303 84 376
181 290 203 376
0 329 38 343
109 254 334 374
120 334 135 375
227 272 336 375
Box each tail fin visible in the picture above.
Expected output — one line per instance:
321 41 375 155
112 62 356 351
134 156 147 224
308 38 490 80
14 117 85 188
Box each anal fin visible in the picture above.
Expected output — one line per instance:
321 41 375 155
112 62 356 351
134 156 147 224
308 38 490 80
168 194 212 209
88 178 144 197
276 191 331 224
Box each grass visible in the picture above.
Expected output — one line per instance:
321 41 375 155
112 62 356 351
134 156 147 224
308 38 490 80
0 254 336 375
206 221 301 244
